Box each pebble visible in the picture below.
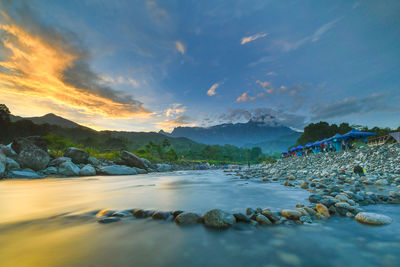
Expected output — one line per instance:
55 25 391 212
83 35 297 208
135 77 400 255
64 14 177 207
355 212 393 225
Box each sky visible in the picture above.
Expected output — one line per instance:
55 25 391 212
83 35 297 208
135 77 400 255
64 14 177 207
0 0 399 132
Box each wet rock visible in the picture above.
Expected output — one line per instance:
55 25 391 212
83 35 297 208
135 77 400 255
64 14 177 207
18 147 50 171
58 161 80 176
0 144 17 158
98 217 121 224
256 214 272 225
300 182 309 189
203 209 236 228
233 213 251 223
64 147 89 164
120 150 147 170
261 209 280 222
246 207 255 215
303 206 316 216
97 165 137 175
316 204 330 218
171 210 184 218
309 194 323 203
79 164 96 176
133 209 155 218
96 208 116 217
174 212 201 225
112 210 133 217
49 157 72 167
0 152 6 177
42 166 58 175
152 211 171 220
355 212 392 225
280 210 302 220
300 216 312 224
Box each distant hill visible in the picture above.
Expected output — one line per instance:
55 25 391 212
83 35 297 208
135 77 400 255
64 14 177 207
162 119 300 153
10 113 81 128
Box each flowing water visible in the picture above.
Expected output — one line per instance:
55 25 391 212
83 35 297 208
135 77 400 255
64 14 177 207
0 170 399 267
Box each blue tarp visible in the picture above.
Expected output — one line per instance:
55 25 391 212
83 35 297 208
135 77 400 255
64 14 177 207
343 129 376 139
305 142 313 148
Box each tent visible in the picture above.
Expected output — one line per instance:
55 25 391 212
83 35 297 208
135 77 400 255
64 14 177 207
305 142 313 148
328 133 345 151
343 129 376 143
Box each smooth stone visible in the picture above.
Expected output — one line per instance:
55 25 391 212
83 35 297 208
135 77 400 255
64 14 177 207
18 147 50 171
355 212 392 225
255 214 272 225
152 211 171 220
233 213 251 223
98 217 121 224
0 152 6 177
58 161 80 176
120 150 147 170
316 204 330 218
97 165 137 175
280 210 302 220
203 209 236 229
96 208 116 217
261 209 280 222
174 212 201 225
42 166 58 175
172 210 184 218
300 216 312 224
6 157 20 170
133 209 155 218
88 157 101 166
79 164 96 176
309 195 323 203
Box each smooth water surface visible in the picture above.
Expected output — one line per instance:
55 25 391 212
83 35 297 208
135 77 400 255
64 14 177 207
0 170 399 267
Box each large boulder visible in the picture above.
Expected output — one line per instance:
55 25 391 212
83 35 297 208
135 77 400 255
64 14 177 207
203 209 236 229
0 144 17 158
58 161 80 176
63 147 89 164
0 152 6 177
12 136 48 154
156 163 172 172
49 157 72 167
97 165 137 175
79 164 96 176
120 150 147 170
18 147 50 171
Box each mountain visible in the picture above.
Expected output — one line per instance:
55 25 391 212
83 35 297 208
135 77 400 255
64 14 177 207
10 113 81 128
162 119 300 153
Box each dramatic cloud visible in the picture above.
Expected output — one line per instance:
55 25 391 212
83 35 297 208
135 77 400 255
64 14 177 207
175 41 185 55
241 33 268 45
207 82 220 96
218 108 306 129
0 7 151 118
165 103 186 117
311 93 400 120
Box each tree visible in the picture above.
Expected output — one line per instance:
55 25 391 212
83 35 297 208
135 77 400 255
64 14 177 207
162 138 170 148
0 104 10 121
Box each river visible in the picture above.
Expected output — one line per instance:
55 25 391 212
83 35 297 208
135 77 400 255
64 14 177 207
0 170 399 266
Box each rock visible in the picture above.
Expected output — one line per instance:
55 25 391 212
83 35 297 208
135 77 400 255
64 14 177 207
79 164 96 176
355 212 392 225
203 209 236 228
309 195 323 203
58 161 80 176
300 182 309 189
135 168 147 174
172 210 184 218
300 216 312 224
233 213 251 223
96 208 116 217
174 212 201 225
42 166 58 175
280 210 302 220
120 150 147 170
0 144 17 158
88 157 101 166
18 147 50 171
49 157 72 167
261 209 280 222
0 152 6 177
316 204 330 218
7 170 43 179
152 211 171 220
97 165 137 175
133 209 155 218
140 158 152 168
112 210 133 217
303 206 316 216
12 136 48 154
256 214 272 225
246 207 255 215
98 217 121 224
64 147 89 164
6 157 20 170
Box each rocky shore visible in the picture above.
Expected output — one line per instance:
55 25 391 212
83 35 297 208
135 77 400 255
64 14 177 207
93 143 399 228
0 136 188 179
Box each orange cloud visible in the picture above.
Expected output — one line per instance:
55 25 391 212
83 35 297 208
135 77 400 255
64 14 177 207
0 11 150 119
236 92 255 102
